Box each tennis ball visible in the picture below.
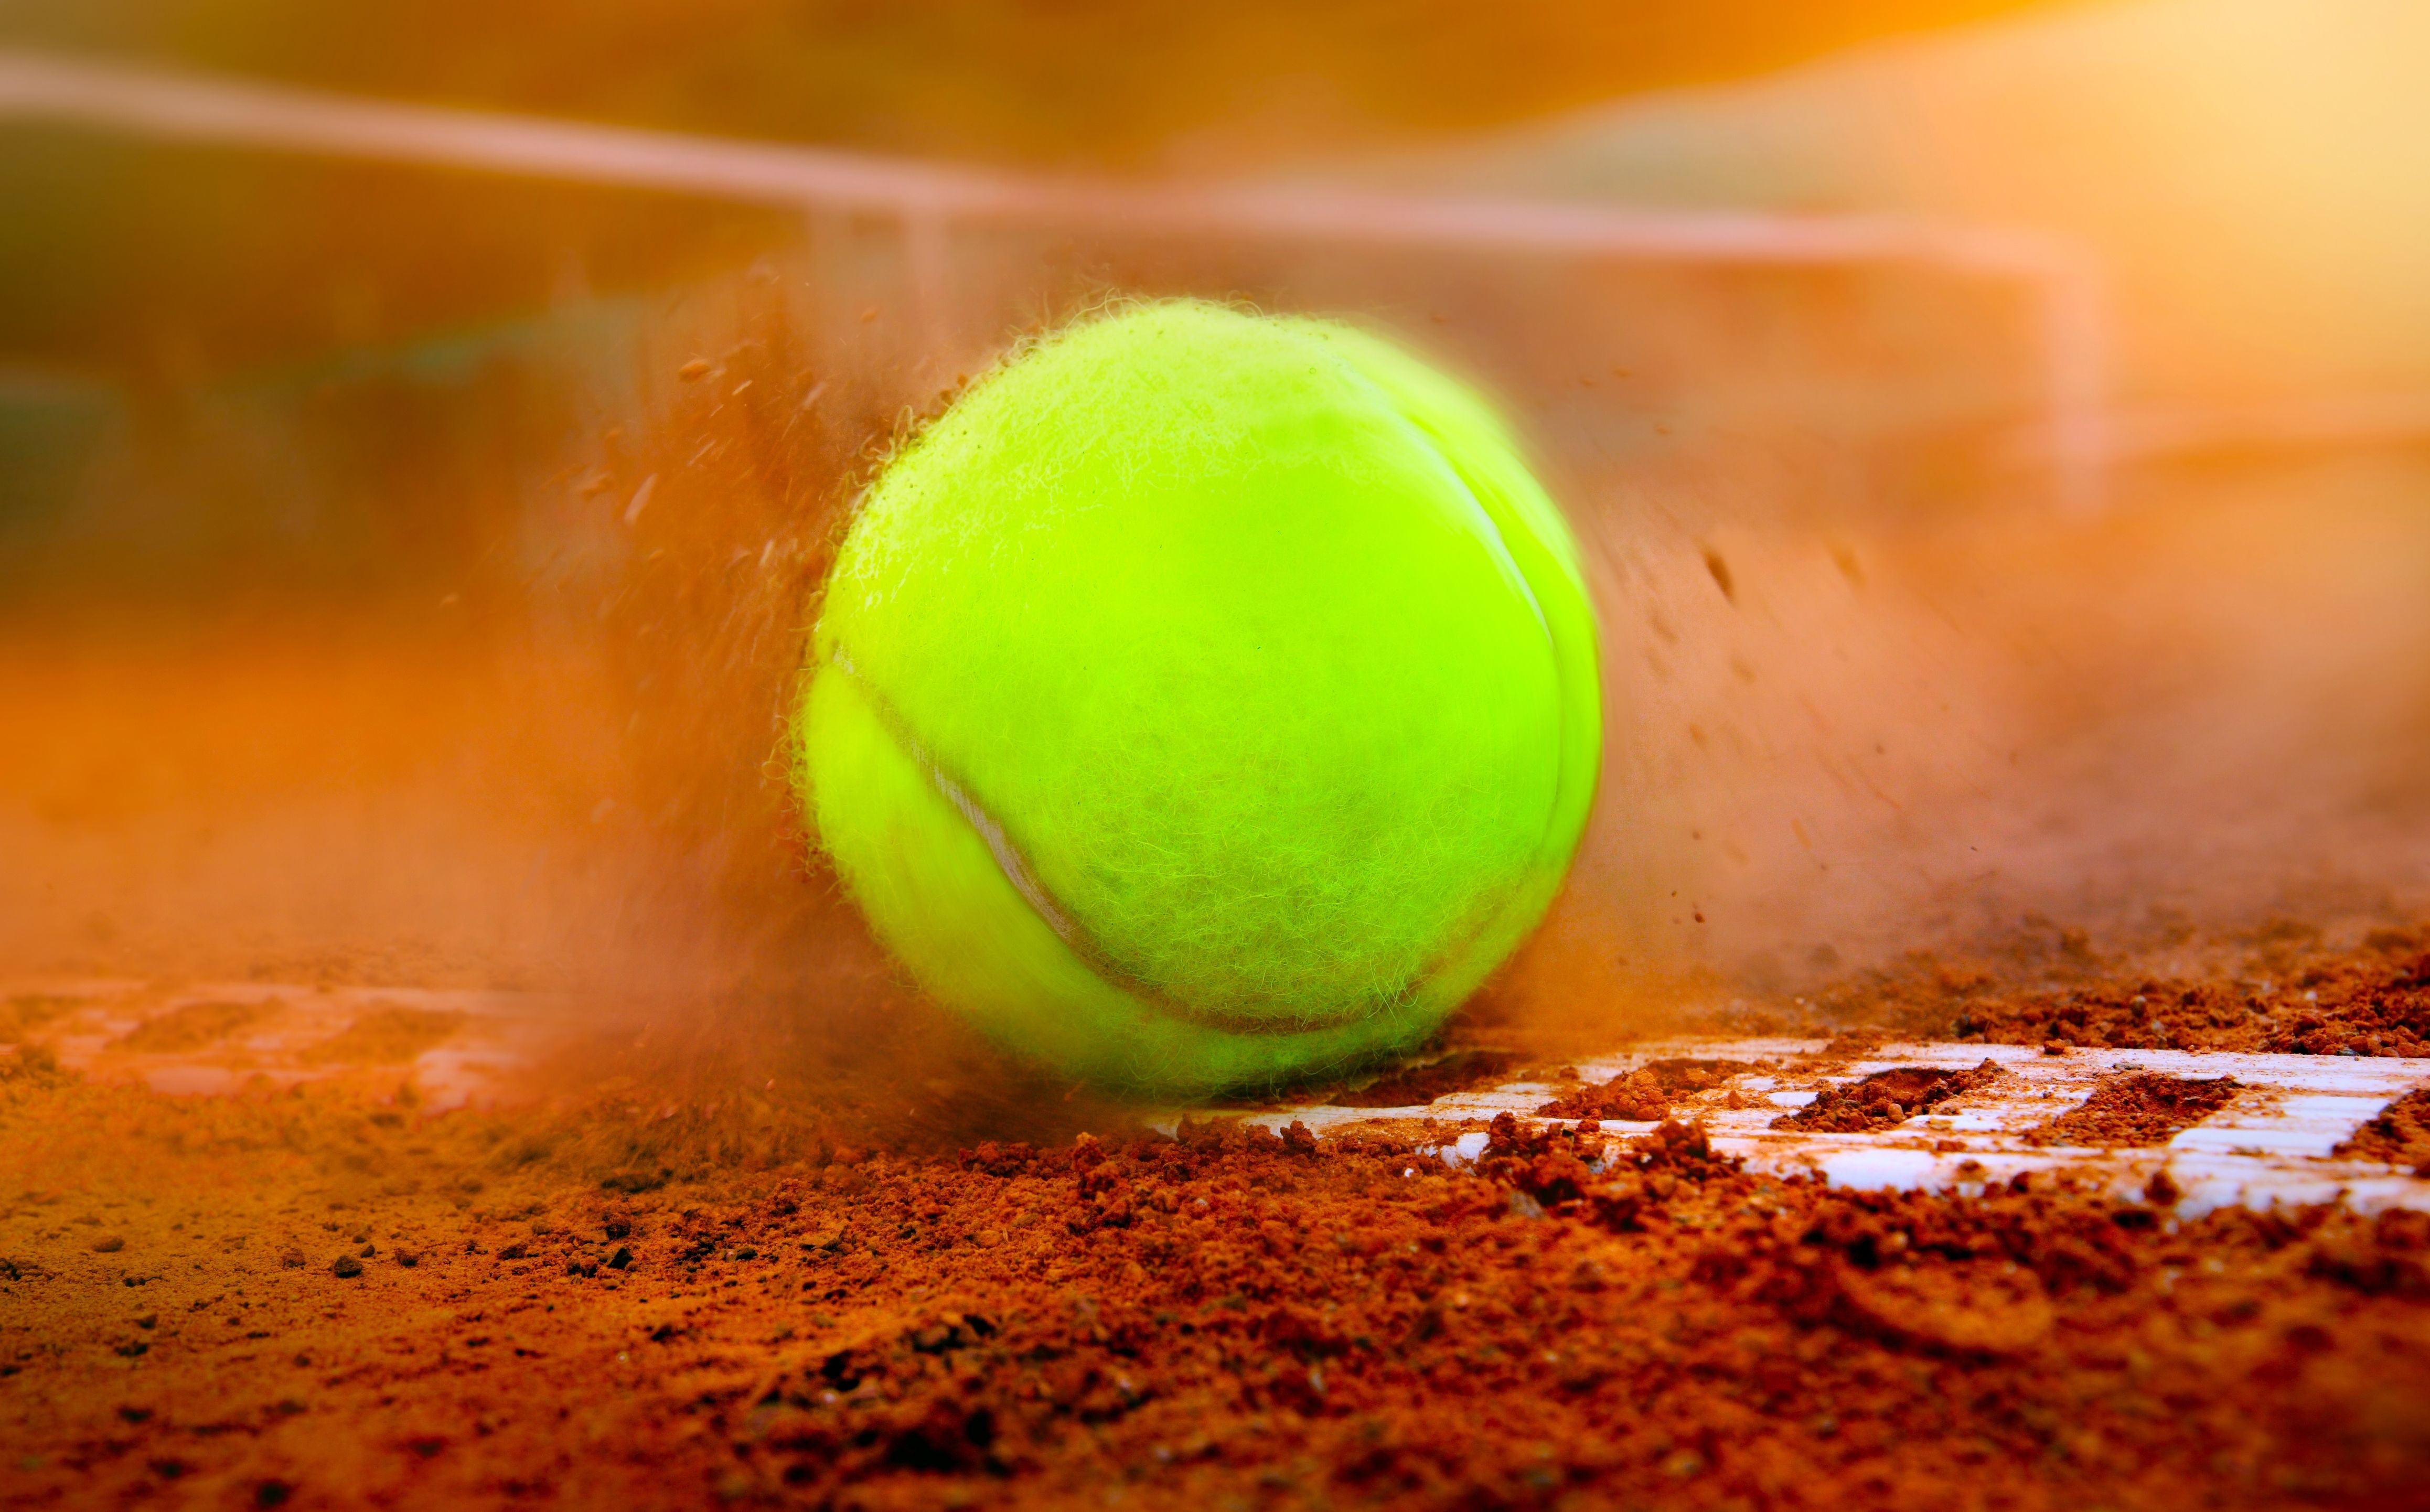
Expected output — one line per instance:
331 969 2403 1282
794 300 1599 1099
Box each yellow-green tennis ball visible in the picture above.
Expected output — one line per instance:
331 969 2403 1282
794 300 1600 1099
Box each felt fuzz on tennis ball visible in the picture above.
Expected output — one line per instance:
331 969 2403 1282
794 300 1600 1099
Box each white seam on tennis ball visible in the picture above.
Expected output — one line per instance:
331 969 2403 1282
1350 395 1580 999
1439 479 1547 648
1319 343 1550 650
830 646 1360 1036
926 760 1082 945
830 645 1079 944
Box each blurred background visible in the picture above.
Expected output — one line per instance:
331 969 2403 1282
2 0 2426 1066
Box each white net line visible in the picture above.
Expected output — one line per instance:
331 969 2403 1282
0 47 2109 512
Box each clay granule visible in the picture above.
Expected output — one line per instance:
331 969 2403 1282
1536 1058 1755 1122
1772 1061 2003 1134
2026 1073 2239 1148
2339 1088 2430 1172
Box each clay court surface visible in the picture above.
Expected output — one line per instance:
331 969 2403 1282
8 920 2430 1511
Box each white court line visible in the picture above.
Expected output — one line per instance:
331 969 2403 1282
0 48 2109 514
1223 1038 2430 1218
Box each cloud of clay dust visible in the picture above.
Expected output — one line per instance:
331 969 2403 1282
1505 445 2430 1054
